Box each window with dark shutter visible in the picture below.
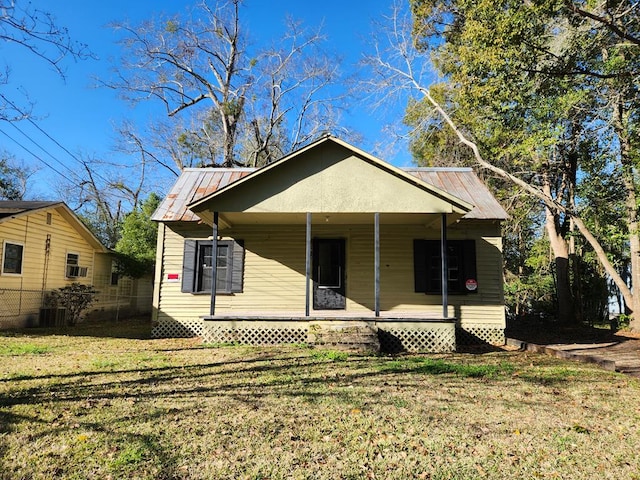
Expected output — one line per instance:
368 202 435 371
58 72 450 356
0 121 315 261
413 239 477 295
182 239 244 294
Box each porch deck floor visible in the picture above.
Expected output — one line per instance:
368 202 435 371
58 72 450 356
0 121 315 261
204 311 456 322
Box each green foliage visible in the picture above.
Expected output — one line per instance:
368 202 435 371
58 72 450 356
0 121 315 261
114 193 161 278
77 211 121 250
409 0 640 323
0 155 29 200
165 20 178 34
46 283 98 326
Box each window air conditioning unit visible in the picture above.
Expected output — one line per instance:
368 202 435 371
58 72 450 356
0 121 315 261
66 265 89 278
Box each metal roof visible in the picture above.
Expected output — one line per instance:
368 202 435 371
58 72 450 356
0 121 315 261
152 166 507 222
152 169 254 222
404 168 508 220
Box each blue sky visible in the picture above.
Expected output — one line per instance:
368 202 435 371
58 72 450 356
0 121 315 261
1 0 416 200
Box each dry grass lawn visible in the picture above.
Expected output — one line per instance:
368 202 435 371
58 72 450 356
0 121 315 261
1 318 639 479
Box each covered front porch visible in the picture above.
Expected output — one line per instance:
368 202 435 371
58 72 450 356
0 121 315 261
198 212 461 321
193 211 462 353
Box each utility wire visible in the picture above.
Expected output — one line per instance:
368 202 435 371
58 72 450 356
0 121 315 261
5 119 76 176
0 127 69 179
1 93 88 167
0 93 117 186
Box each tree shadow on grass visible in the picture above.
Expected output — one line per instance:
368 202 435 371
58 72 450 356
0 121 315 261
1 317 154 340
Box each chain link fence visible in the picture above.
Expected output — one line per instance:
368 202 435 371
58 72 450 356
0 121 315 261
0 286 152 327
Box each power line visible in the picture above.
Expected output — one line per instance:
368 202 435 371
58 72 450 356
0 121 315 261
0 93 88 167
5 120 76 176
0 93 118 187
0 127 70 179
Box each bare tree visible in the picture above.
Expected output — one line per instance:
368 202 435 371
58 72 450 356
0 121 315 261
0 1 91 120
240 18 346 167
0 151 32 199
57 152 147 248
107 0 345 169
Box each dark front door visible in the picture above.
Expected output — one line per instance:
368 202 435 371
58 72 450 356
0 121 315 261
313 238 346 310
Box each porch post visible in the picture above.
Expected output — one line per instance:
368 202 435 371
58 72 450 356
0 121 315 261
305 212 312 317
441 213 448 318
374 212 380 317
210 211 219 316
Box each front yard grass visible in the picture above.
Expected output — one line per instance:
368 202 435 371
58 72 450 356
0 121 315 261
0 319 639 479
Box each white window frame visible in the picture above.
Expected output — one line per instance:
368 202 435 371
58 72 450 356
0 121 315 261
2 240 24 276
65 251 87 278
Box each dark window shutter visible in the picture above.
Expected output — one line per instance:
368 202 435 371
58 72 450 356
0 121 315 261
462 239 477 294
231 239 245 293
182 240 197 293
184 238 244 294
424 240 441 294
413 239 427 293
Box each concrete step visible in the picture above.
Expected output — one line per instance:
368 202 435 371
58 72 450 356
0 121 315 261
308 321 380 354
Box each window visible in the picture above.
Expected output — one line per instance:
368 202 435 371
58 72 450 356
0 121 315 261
66 253 88 278
413 239 477 295
182 239 244 294
2 241 24 275
110 260 119 286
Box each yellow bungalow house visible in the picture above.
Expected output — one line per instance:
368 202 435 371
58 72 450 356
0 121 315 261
151 136 508 352
0 201 152 328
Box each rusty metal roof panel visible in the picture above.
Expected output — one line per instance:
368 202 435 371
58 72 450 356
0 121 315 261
152 168 254 222
153 166 507 222
405 168 508 220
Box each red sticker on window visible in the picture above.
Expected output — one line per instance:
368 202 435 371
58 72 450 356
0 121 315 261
465 279 478 291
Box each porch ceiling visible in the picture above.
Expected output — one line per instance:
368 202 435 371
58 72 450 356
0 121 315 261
212 211 464 227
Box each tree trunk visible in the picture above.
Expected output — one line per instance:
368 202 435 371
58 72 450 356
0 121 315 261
615 98 640 331
543 179 575 325
418 87 637 327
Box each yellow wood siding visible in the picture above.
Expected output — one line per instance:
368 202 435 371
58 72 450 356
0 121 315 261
0 207 153 327
0 208 95 291
156 220 505 328
0 207 101 327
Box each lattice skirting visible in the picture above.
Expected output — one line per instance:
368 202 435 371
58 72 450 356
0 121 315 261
378 325 456 353
202 322 308 345
152 319 204 338
151 318 501 352
456 325 505 346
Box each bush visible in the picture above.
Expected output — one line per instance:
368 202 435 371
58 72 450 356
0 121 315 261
46 283 98 326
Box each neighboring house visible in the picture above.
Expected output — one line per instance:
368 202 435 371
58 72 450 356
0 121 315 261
151 136 508 352
0 201 152 328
